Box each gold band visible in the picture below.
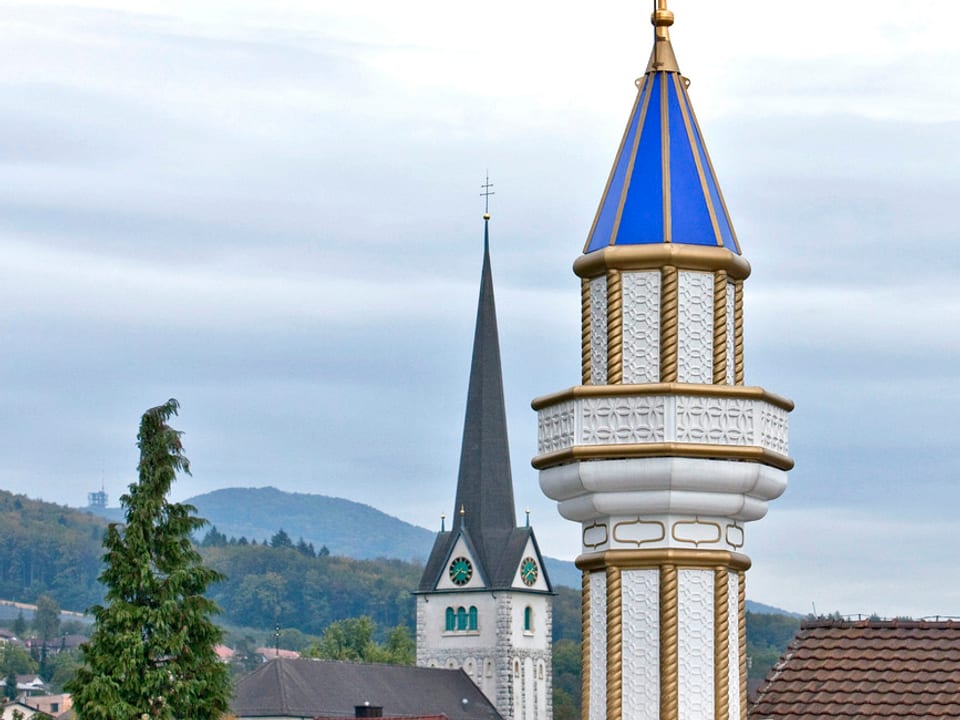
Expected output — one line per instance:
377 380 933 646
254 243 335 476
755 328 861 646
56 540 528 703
582 571 591 720
713 271 728 384
660 266 679 382
574 244 751 280
715 566 730 720
660 564 678 720
739 571 747 720
606 567 622 720
734 280 744 385
532 441 793 472
581 278 592 385
576 548 751 572
607 270 623 384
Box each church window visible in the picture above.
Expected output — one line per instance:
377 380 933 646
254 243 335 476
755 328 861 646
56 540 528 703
524 606 533 633
457 606 468 631
468 606 478 630
445 607 455 631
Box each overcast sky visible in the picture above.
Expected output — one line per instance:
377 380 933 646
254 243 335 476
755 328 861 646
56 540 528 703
1 0 958 619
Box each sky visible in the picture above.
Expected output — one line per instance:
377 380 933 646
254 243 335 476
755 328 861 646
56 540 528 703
0 0 959 619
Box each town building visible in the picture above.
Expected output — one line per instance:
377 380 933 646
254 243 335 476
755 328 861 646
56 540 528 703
416 212 554 720
750 618 960 719
231 657 502 720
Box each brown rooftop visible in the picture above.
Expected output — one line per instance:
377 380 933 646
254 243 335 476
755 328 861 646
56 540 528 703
750 618 960 719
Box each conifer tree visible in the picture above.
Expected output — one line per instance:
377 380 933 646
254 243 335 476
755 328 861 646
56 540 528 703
68 399 230 719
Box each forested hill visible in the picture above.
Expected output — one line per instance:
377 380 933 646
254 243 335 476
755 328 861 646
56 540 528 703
0 490 106 612
85 486 436 563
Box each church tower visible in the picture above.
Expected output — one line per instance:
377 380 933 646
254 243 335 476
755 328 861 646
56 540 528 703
533 3 792 720
417 210 554 720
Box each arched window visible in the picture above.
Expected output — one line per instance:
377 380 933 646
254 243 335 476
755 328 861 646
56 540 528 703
524 606 533 633
445 607 455 631
457 606 468 631
468 606 478 631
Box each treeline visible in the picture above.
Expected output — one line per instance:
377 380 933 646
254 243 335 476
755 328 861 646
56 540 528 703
0 491 105 611
201 542 422 635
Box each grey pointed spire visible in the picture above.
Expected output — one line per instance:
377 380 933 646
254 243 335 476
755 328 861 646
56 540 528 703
452 216 516 557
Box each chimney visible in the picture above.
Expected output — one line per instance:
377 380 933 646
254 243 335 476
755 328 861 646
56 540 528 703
355 705 383 718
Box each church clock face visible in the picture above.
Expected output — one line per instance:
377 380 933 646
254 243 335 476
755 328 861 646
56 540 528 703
449 557 473 585
521 557 538 586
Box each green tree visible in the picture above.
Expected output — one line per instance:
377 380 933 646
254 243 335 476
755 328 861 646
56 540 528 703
34 595 61 644
11 611 27 639
304 617 413 665
67 400 230 720
270 529 293 549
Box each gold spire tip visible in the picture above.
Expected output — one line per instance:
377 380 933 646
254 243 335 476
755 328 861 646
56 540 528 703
483 212 491 220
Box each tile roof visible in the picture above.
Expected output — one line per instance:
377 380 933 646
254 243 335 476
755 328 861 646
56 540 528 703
231 658 502 720
750 618 960 719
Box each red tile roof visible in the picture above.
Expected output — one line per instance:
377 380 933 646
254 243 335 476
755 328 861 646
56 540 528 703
750 619 960 719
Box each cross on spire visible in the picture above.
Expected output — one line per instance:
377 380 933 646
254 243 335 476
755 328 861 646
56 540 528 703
480 173 495 217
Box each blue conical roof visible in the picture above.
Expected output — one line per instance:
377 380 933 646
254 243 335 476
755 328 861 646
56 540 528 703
584 12 740 255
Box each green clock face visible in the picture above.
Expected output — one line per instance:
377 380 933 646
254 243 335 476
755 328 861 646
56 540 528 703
449 557 473 585
521 557 538 586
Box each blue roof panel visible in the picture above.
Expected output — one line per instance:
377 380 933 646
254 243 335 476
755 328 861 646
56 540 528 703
586 79 647 253
666 74 716 246
583 66 740 255
615 72 664 246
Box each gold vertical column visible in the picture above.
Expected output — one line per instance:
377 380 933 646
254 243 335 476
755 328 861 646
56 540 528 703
713 270 728 384
607 270 623 384
606 566 623 720
660 563 679 720
660 266 679 383
582 278 592 385
738 571 747 720
714 567 730 720
734 280 744 385
581 571 591 720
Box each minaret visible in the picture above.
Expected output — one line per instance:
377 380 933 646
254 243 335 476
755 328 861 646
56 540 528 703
533 4 792 720
417 204 554 720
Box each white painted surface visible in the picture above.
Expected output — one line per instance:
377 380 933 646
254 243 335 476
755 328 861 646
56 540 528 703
621 569 660 720
590 277 608 385
622 271 661 384
589 571 607 720
677 271 714 384
677 569 714 720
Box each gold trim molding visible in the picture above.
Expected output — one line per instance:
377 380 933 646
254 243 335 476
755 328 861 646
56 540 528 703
531 382 794 412
574 244 751 280
607 270 623 384
606 567 623 720
715 566 730 720
532 441 793 472
575 548 751 572
581 278 591 385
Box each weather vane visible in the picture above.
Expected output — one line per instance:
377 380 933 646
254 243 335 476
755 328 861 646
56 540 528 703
480 173 495 217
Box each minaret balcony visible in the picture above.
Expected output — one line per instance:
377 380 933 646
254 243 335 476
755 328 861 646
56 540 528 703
533 383 792 469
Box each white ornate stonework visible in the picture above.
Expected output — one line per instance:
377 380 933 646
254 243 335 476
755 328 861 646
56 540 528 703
726 281 736 385
675 395 753 446
590 277 608 385
678 569 714 720
677 271 714 384
535 393 789 457
622 570 659 720
759 404 789 455
622 271 661 384
589 572 607 720
727 572 740 720
581 396 666 444
537 400 575 455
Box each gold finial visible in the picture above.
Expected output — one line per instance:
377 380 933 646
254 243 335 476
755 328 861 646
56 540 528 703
646 0 680 74
652 0 674 39
459 504 465 516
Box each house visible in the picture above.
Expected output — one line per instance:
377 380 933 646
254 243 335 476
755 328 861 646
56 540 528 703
22 694 72 718
231 658 502 720
15 675 46 697
749 618 960 718
0 700 51 719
